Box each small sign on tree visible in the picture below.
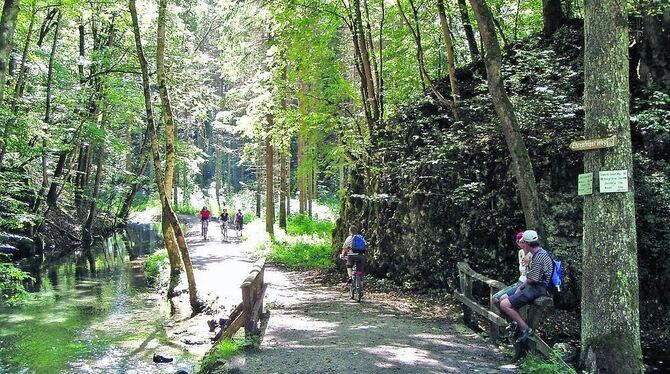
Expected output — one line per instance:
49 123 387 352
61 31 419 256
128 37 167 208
578 173 593 196
599 170 629 193
569 136 618 151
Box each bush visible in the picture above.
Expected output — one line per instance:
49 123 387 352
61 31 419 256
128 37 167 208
287 213 335 238
0 255 34 305
144 249 168 286
268 240 332 269
518 350 576 374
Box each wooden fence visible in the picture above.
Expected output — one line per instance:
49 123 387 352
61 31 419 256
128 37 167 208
213 258 268 343
454 261 555 359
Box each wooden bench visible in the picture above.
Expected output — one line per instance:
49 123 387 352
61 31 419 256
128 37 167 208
211 258 268 346
454 261 555 359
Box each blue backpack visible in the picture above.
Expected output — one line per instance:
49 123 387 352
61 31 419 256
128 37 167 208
540 249 564 292
351 235 366 254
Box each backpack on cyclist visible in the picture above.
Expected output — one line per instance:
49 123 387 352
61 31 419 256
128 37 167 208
541 249 564 293
351 235 366 254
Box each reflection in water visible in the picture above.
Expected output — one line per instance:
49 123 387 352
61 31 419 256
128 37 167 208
0 223 196 374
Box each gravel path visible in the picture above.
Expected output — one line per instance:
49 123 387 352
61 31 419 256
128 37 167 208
168 216 515 373
231 267 516 373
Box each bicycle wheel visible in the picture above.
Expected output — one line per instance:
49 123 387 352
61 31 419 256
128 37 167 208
350 264 356 299
356 275 363 302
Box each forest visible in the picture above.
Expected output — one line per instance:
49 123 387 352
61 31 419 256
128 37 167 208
0 0 668 373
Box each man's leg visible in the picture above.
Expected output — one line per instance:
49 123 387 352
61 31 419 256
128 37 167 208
499 298 528 331
346 257 353 282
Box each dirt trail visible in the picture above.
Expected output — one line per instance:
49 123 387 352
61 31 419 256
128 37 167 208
171 217 515 372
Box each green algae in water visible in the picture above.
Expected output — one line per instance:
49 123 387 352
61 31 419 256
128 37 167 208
0 228 197 373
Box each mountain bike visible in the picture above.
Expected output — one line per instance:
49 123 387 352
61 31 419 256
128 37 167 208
201 219 209 240
341 254 364 302
220 220 228 241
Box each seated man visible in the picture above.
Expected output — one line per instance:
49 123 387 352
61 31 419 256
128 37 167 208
498 230 554 343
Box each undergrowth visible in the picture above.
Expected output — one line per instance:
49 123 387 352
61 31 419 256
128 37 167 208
286 213 334 237
144 249 168 286
518 350 577 374
0 254 34 305
268 241 332 269
199 337 258 373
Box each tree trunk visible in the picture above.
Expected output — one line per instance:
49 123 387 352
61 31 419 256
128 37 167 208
255 145 262 217
580 2 642 372
396 0 452 109
11 1 34 107
279 149 287 229
74 142 89 210
130 0 202 311
33 11 61 214
265 114 274 235
468 0 544 236
0 0 19 104
215 146 222 210
542 0 564 37
286 147 291 217
353 0 379 123
298 133 306 214
82 145 104 246
457 0 480 62
155 0 200 312
437 0 461 117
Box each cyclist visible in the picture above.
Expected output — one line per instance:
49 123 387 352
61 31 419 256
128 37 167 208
199 206 211 240
219 209 230 240
341 225 366 286
234 209 244 237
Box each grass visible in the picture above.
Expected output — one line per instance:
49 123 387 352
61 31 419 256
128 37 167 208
518 350 576 374
286 213 335 238
199 338 258 373
144 249 168 286
267 240 332 269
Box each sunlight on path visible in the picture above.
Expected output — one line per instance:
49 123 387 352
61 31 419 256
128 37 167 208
232 269 517 373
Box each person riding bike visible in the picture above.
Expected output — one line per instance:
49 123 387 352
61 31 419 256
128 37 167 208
233 209 244 237
199 206 211 240
341 225 366 286
220 209 230 240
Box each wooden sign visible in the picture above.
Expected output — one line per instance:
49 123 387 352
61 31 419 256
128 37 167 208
599 170 629 193
569 136 618 151
578 173 593 196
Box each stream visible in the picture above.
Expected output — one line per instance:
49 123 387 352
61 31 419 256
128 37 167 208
0 224 199 374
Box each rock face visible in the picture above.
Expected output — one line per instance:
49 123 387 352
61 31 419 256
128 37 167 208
334 23 670 314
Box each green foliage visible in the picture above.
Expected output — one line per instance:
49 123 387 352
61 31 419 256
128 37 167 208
286 213 335 238
318 194 340 216
144 250 168 287
173 204 200 216
518 351 577 374
0 255 34 305
268 240 332 269
199 337 259 373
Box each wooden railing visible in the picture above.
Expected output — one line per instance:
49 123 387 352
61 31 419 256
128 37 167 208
454 262 555 359
213 258 268 344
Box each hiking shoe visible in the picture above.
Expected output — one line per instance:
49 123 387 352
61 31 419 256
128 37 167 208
515 327 533 344
505 321 518 333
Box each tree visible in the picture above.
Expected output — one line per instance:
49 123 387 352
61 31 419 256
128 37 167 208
457 0 479 62
543 0 564 36
468 0 545 235
396 0 451 108
437 0 460 117
0 0 20 104
580 1 643 372
130 0 202 313
265 113 275 234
